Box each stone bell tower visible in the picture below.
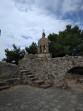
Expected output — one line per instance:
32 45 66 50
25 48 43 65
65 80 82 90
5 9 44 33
37 31 51 58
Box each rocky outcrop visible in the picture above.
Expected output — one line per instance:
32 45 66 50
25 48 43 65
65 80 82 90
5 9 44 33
0 62 20 90
1 55 83 90
19 54 83 88
0 62 19 79
0 62 51 90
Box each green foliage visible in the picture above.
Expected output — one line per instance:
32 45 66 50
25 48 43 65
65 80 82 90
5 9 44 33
3 44 25 65
48 25 83 57
25 42 37 55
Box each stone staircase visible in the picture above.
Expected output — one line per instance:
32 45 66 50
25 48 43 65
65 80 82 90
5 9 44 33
20 70 51 88
0 78 20 91
0 69 51 91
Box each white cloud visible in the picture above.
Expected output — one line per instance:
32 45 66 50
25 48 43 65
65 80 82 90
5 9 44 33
62 0 83 14
13 0 83 15
13 0 62 15
0 41 6 59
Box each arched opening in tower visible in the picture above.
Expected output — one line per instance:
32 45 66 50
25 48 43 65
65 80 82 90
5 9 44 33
40 45 42 53
43 45 46 52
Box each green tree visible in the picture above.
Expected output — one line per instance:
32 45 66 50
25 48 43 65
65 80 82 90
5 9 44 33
25 42 37 54
48 25 83 57
3 44 25 65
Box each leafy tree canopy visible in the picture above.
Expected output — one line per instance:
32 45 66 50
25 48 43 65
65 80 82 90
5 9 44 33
25 42 37 55
48 25 83 57
3 44 25 65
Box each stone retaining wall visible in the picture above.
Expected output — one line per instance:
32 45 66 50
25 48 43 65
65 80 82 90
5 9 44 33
19 54 83 88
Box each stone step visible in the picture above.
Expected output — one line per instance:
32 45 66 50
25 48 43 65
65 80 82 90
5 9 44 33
26 75 35 78
5 78 20 85
19 66 26 70
20 70 30 73
0 82 10 91
25 72 33 75
0 78 20 91
33 80 44 85
29 77 37 81
39 84 51 89
0 85 10 91
0 82 7 86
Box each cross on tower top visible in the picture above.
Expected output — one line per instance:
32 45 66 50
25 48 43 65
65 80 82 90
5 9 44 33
42 30 45 37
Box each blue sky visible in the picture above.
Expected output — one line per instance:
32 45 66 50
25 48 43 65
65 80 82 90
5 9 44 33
0 0 83 60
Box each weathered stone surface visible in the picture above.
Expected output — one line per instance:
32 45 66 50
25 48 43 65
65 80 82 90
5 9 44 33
19 69 51 88
0 63 19 80
0 63 20 89
19 54 83 88
0 85 83 111
1 55 83 89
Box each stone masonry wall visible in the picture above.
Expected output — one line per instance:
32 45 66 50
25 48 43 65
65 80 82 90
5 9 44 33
19 54 83 88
